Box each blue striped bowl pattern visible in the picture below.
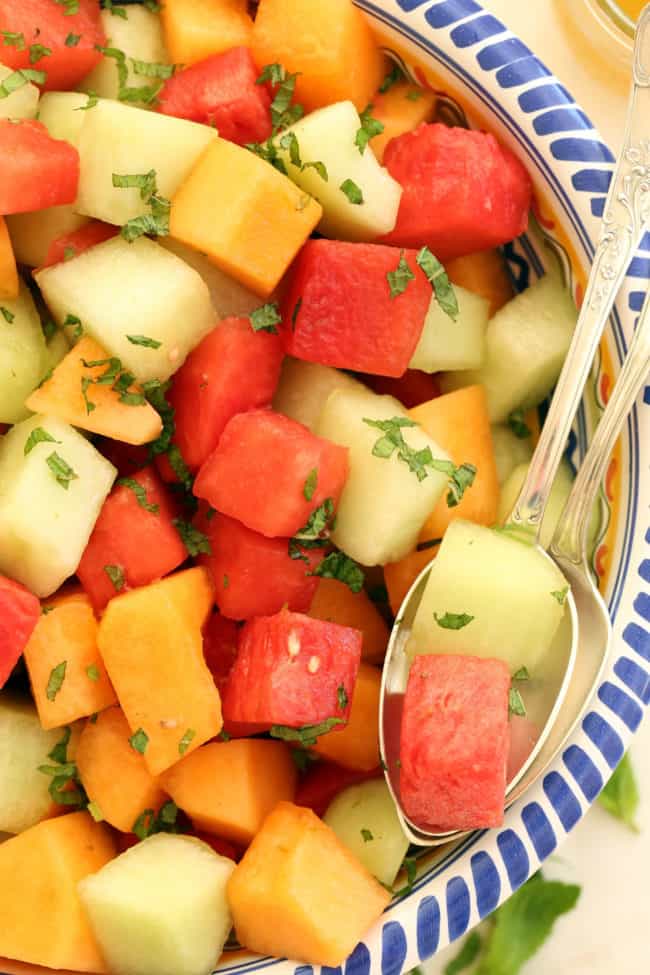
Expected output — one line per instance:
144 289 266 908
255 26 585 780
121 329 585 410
215 3 650 974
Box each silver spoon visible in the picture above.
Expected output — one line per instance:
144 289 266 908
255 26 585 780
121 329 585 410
380 6 650 846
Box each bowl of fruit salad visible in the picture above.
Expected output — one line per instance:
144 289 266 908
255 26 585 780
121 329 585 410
0 0 647 974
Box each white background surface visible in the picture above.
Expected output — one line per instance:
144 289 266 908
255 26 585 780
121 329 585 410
424 2 648 971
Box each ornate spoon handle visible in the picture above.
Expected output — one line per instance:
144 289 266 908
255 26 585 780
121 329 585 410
508 6 650 540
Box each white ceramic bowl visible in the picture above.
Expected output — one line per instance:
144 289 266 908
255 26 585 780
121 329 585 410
216 2 650 974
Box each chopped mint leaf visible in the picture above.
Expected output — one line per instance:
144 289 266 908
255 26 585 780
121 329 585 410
81 376 96 415
337 685 348 710
301 159 328 180
126 334 161 349
0 68 46 98
63 246 76 261
270 718 344 747
46 661 67 702
508 408 531 439
416 246 459 321
379 62 404 93
113 168 170 240
173 519 211 557
598 752 639 830
132 799 179 841
24 427 60 455
245 136 288 175
434 612 474 630
250 302 281 334
291 748 319 772
340 178 364 204
256 63 303 132
279 130 302 167
86 664 100 682
513 666 530 681
355 104 384 154
132 809 156 840
293 498 335 542
178 728 195 756
406 88 423 101
509 686 527 717
131 59 175 80
65 33 81 47
46 452 78 490
256 63 286 86
312 551 365 594
387 249 415 298
63 313 83 340
104 564 125 592
444 931 482 975
392 854 417 897
98 46 164 106
129 728 149 754
74 89 98 110
41 605 55 615
48 726 71 764
55 0 80 13
303 468 318 501
363 415 441 482
360 828 374 842
2 32 25 50
551 586 569 605
0 306 14 323
29 43 52 64
87 800 104 822
116 477 160 514
103 0 128 19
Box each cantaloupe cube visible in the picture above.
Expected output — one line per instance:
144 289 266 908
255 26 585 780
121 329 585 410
491 422 534 484
369 81 437 163
76 99 218 227
170 137 322 298
26 336 163 446
252 0 384 113
447 249 514 318
81 7 170 105
161 238 262 319
273 358 366 432
76 707 167 834
161 0 253 66
35 236 215 383
79 833 235 975
308 578 389 665
24 592 117 730
0 63 39 119
312 662 380 771
0 811 115 973
97 573 222 775
384 546 438 617
160 739 297 846
0 415 116 597
227 801 390 965
0 216 18 300
0 279 47 424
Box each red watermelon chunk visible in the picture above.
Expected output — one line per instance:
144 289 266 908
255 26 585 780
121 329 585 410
193 409 349 538
400 654 510 831
76 466 187 612
221 609 362 733
380 123 532 260
41 221 117 269
157 47 272 145
196 510 321 620
280 239 431 378
0 575 40 689
202 611 240 694
0 120 79 215
167 317 284 474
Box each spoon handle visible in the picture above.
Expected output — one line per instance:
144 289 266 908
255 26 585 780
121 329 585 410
508 6 650 539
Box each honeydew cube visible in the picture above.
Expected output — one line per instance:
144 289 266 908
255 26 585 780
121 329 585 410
0 279 48 424
0 63 39 119
76 99 217 226
316 387 450 566
37 91 89 145
78 833 235 975
274 101 402 241
441 274 577 422
407 519 569 673
491 422 533 484
160 238 261 319
35 235 215 383
43 327 70 373
323 778 408 887
273 357 366 432
80 6 170 106
0 415 116 597
409 285 489 372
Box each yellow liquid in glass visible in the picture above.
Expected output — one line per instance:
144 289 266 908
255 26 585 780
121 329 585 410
616 0 645 20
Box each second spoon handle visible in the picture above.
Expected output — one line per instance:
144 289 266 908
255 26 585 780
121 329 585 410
508 7 650 539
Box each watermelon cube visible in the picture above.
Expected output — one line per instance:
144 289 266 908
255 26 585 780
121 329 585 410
380 123 532 260
281 240 431 378
202 611 240 695
167 317 284 473
221 610 362 732
158 47 272 146
196 511 321 620
0 575 40 690
400 654 510 831
193 410 349 538
76 466 187 612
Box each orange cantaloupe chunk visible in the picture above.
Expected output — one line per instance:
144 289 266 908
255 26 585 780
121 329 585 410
227 801 390 965
97 570 223 776
160 0 253 65
446 249 514 318
312 663 380 771
370 82 437 162
410 385 500 542
251 0 385 113
170 138 322 298
161 739 297 846
307 578 389 665
0 811 115 973
26 336 163 446
24 592 117 730
76 707 167 834
0 216 19 300
156 565 214 632
384 546 439 617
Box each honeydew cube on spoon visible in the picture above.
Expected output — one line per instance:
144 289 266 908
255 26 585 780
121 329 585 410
0 63 39 119
35 235 215 383
407 519 569 673
440 273 577 422
78 833 235 975
0 414 116 597
76 99 217 226
0 279 48 424
316 386 450 566
409 284 489 372
491 422 534 484
273 100 402 241
273 358 367 432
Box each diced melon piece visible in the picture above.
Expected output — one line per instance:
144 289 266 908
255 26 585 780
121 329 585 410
447 249 514 318
35 236 215 383
312 662 381 771
0 62 39 119
170 136 322 297
369 81 437 163
491 422 533 484
407 519 569 673
76 99 217 226
79 833 235 975
274 101 402 241
323 778 408 886
161 0 253 66
498 459 580 550
160 238 261 319
0 279 47 423
0 811 115 973
273 357 365 432
441 274 577 422
409 285 489 372
0 215 19 300
0 695 64 833
384 547 438 617
308 578 389 665
80 7 170 105
38 91 89 145
315 387 450 565
43 327 71 372
26 335 163 445
7 205 89 268
0 415 116 597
